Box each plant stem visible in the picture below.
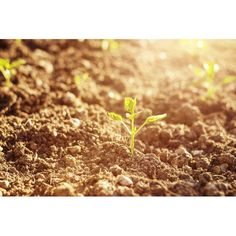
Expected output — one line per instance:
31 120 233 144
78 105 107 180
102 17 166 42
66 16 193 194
130 117 135 155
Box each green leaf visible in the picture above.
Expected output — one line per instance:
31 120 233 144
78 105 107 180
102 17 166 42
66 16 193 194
124 97 136 113
10 59 26 68
1 69 11 80
222 76 236 84
74 75 82 86
0 58 9 67
74 73 89 88
107 112 123 121
203 62 219 78
145 114 167 124
101 39 119 51
110 40 119 50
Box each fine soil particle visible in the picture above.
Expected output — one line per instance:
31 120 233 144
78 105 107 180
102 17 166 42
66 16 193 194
0 39 236 196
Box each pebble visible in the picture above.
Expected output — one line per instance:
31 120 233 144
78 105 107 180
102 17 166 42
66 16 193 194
63 92 77 106
191 150 203 156
0 146 3 152
110 165 123 176
64 155 76 167
0 188 6 196
176 146 192 159
52 130 58 137
67 146 81 155
38 60 54 73
117 175 133 187
70 118 81 128
36 79 43 87
81 59 92 69
0 180 10 189
52 183 75 196
94 180 115 196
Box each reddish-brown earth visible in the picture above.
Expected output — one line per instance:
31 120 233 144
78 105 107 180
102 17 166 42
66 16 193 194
0 39 235 196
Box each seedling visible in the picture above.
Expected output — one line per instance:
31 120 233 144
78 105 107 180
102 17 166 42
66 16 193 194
74 73 89 89
101 39 119 51
108 97 167 155
0 58 25 87
191 62 236 100
15 39 22 45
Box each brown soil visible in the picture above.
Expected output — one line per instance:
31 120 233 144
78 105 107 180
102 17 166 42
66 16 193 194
0 39 236 196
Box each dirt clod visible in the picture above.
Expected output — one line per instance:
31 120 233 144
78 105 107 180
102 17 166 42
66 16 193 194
67 146 81 155
176 104 201 125
52 183 75 196
117 175 133 187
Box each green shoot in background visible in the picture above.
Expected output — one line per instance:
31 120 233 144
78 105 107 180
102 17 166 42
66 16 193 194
74 73 89 89
15 39 22 45
101 39 119 52
0 58 25 87
192 62 236 100
108 97 167 156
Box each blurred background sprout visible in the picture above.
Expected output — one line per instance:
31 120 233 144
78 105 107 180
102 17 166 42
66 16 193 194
101 39 119 52
191 61 236 100
74 72 90 89
0 58 25 87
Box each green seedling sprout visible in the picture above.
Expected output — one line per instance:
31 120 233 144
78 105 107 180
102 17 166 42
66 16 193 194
108 97 167 156
192 62 236 100
0 58 25 87
15 39 22 45
74 72 89 89
101 39 119 51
